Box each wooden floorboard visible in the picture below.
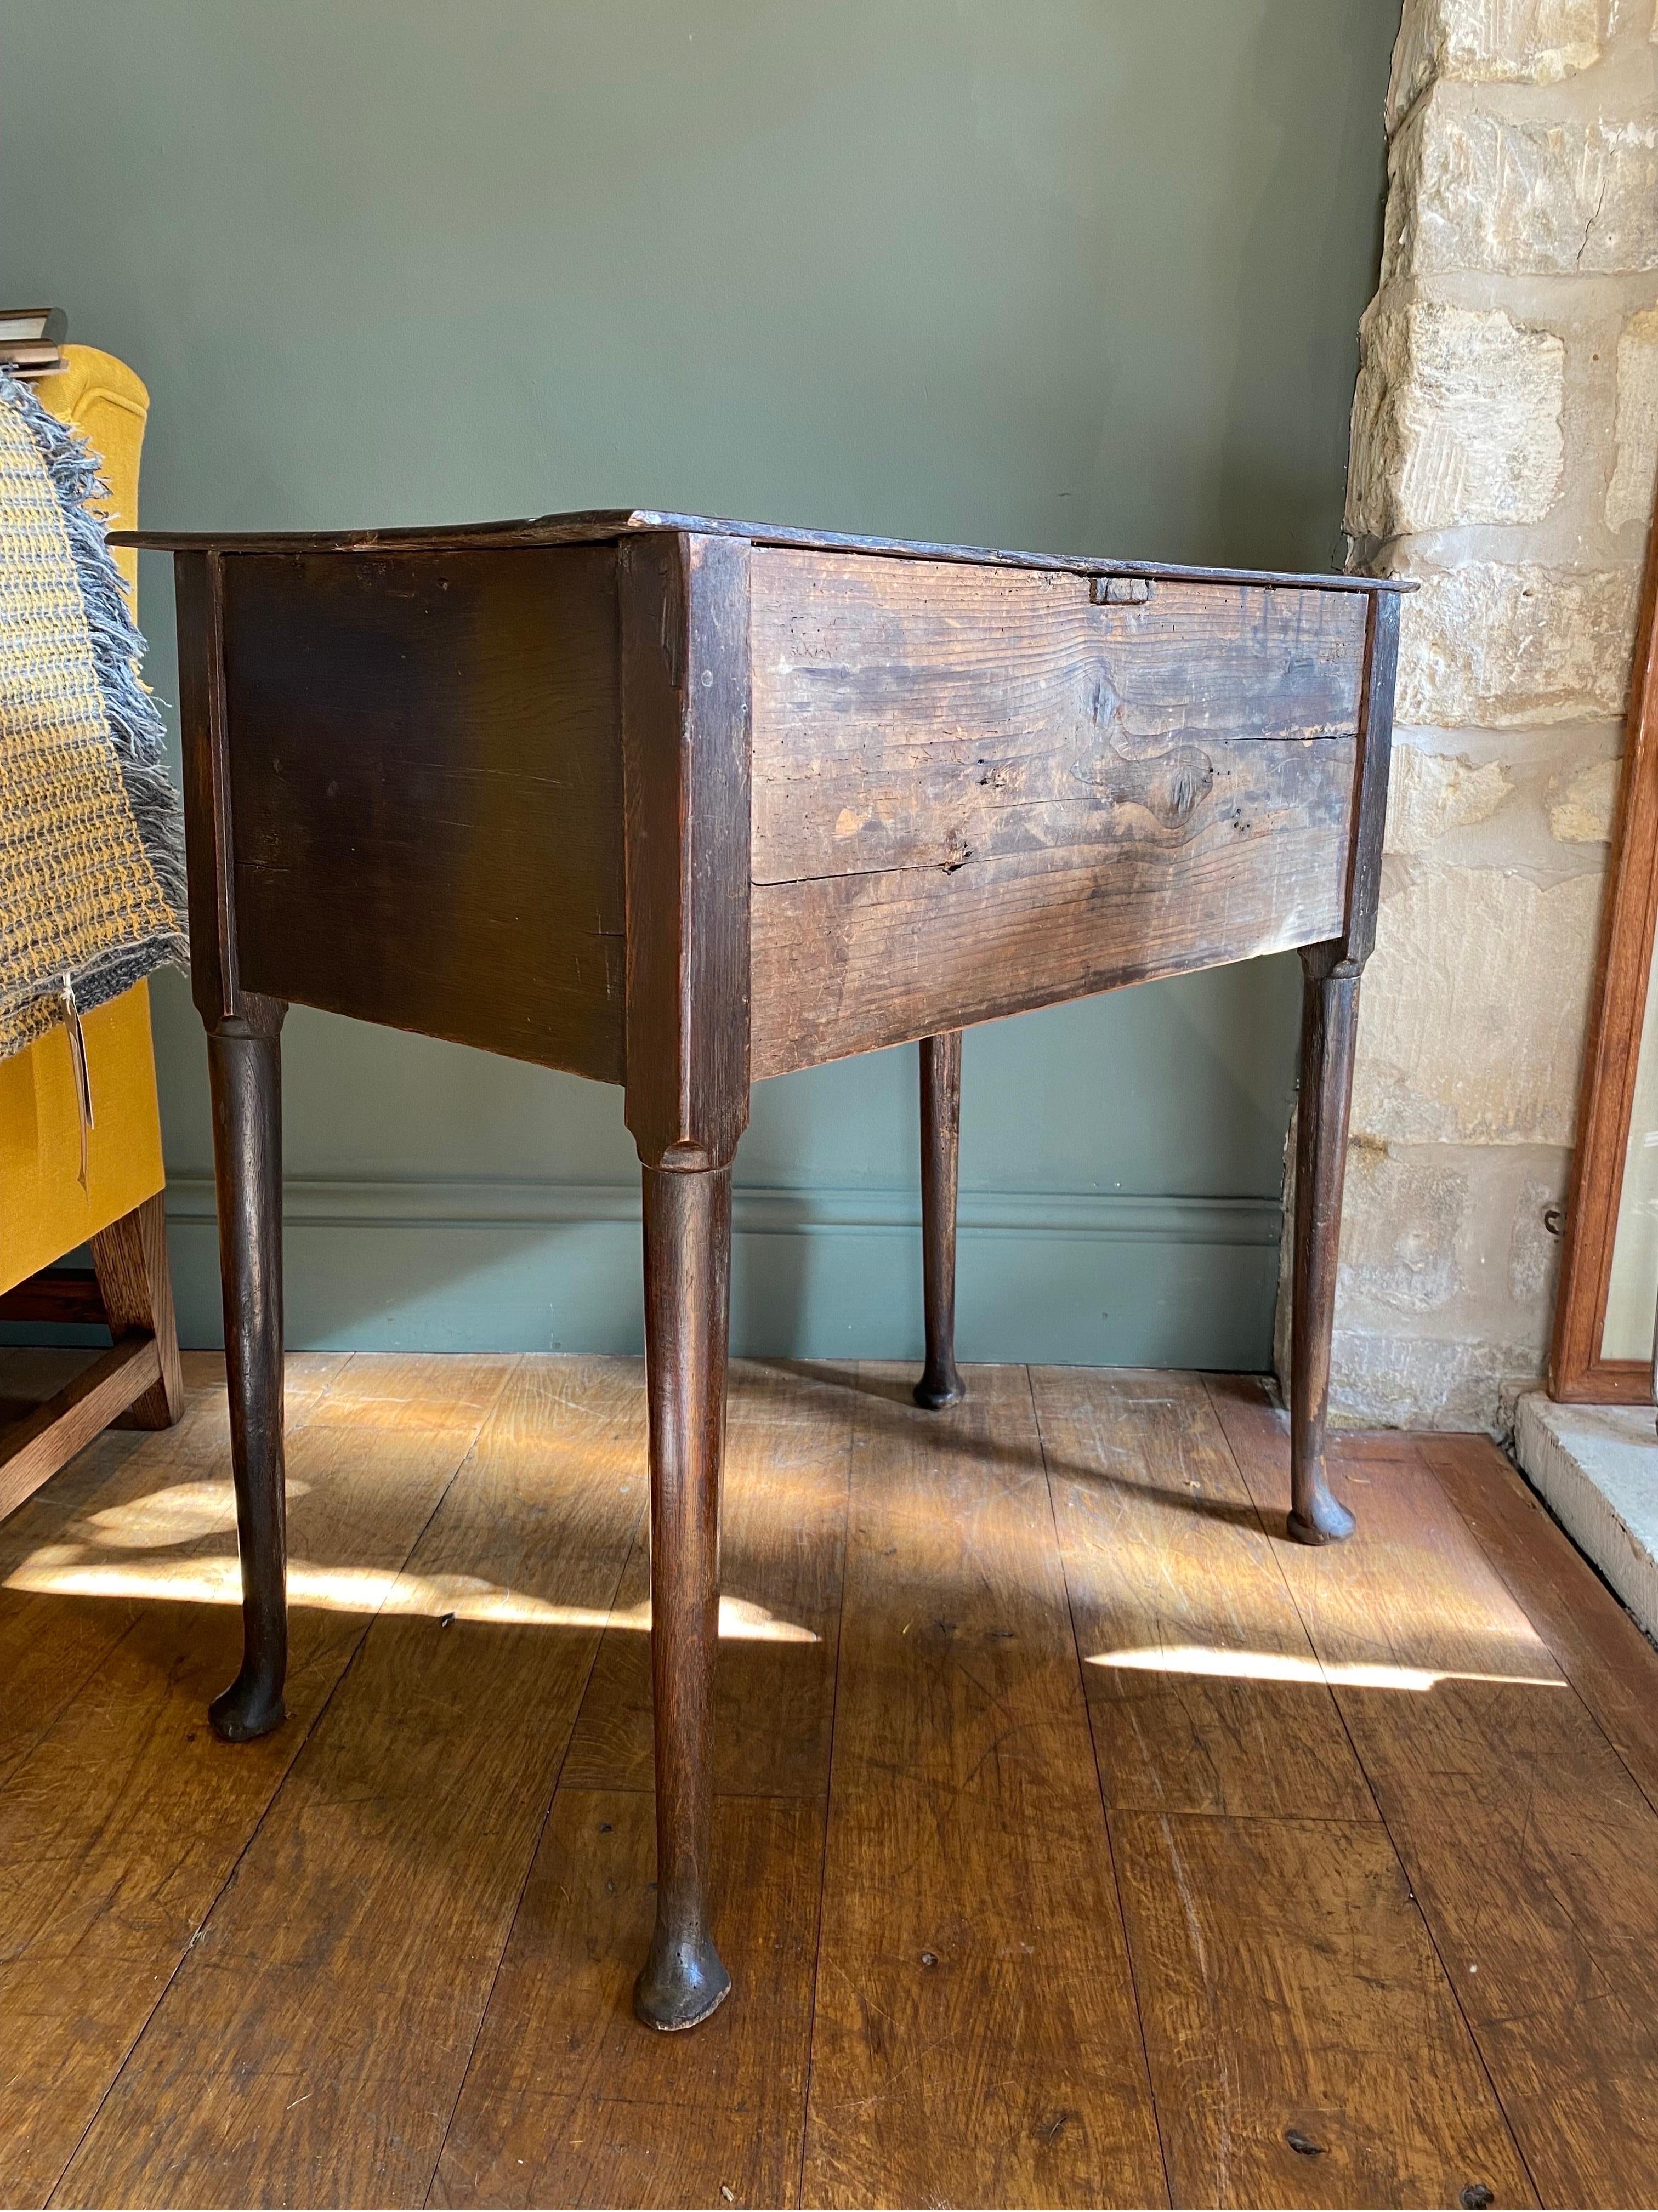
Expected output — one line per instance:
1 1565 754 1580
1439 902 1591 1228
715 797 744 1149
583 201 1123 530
1420 1431 1658 1818
800 1365 1167 2210
8 1353 513 2212
2 1357 1656 2207
1047 1369 1530 2208
430 1789 825 2212
1032 1366 1374 1819
0 1349 368 2208
1114 1810 1536 2209
51 1356 640 2212
0 1351 346 1788
432 1360 854 2211
1211 1374 1658 2209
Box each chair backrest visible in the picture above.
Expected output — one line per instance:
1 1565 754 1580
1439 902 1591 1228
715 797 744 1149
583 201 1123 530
0 346 168 1295
35 346 151 605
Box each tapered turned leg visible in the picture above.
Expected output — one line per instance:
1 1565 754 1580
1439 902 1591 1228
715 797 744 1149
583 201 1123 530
635 1159 734 2031
1289 949 1360 1546
205 994 289 1741
914 1030 965 1410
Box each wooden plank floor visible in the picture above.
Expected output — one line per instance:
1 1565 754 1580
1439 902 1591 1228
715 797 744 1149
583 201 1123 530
3 1351 1657 2208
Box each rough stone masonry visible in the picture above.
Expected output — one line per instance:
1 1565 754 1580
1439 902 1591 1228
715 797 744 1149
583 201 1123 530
1282 0 1658 1432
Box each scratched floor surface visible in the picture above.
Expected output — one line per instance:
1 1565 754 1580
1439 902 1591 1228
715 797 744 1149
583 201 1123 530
1 1348 1656 2210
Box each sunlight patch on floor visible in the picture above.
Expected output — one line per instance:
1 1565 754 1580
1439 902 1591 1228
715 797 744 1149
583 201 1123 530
5 1544 814 1641
1088 1642 1564 1693
69 1480 310 1548
13 1478 814 1639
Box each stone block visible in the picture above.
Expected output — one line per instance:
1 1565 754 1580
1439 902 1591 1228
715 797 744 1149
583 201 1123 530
1348 302 1563 535
1338 1143 1468 1314
1328 1325 1544 1430
1385 740 1513 853
1336 1140 1569 1337
1608 304 1658 533
1352 865 1602 1145
1509 1171 1567 1303
1391 94 1658 278
1388 0 1602 132
1376 726 1621 878
1396 560 1640 726
1548 755 1621 840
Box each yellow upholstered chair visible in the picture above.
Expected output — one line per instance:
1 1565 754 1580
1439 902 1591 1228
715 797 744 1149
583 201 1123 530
0 346 183 1512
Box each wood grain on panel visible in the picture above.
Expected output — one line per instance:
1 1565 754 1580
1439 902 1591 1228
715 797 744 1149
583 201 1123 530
221 546 626 1079
752 797 1352 1077
0 1270 105 1326
749 553 1366 884
1338 590 1401 969
748 551 1361 1075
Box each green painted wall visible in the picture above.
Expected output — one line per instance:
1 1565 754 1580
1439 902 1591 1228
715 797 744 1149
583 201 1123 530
1 0 1399 1364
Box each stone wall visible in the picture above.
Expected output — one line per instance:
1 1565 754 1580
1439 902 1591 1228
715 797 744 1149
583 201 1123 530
1291 0 1658 1431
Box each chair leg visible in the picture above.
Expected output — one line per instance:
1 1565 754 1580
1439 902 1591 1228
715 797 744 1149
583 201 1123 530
914 1030 965 1411
91 1189 184 1428
1289 948 1360 1546
205 996 289 1742
634 1158 734 2032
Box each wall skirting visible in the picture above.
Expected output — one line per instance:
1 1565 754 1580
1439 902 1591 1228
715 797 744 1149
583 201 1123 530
162 1175 1279 1242
151 1177 1281 1368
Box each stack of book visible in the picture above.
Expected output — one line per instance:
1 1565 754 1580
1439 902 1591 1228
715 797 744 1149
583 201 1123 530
0 308 66 379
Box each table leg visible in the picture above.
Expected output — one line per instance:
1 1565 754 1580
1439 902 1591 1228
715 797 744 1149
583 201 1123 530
205 993 289 1740
915 1030 966 1410
1289 947 1359 1545
635 1158 734 2031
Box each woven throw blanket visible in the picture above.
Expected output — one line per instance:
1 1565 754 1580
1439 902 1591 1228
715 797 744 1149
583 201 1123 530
0 367 186 1064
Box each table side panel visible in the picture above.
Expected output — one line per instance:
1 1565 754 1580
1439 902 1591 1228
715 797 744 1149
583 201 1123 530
747 551 1365 1077
220 545 626 1078
750 550 1367 880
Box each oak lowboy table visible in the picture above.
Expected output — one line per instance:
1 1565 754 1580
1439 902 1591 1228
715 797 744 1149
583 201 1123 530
121 510 1407 2032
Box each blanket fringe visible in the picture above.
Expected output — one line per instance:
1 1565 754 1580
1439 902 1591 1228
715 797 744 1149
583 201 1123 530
2 368 189 982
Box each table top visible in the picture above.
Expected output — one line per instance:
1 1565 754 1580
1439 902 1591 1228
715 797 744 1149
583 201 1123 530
113 508 1413 596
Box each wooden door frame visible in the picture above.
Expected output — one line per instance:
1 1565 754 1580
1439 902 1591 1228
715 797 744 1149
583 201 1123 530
1551 494 1658 1401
